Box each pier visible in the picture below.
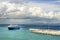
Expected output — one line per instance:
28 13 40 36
29 28 60 35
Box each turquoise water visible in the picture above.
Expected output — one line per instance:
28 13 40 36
0 27 60 40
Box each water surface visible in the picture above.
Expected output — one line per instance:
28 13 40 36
0 27 60 40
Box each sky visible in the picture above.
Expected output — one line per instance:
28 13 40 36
0 0 60 24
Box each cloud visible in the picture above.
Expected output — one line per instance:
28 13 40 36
0 1 60 19
0 1 60 24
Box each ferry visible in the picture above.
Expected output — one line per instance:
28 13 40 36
8 24 20 30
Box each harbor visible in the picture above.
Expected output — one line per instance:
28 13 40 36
0 25 60 40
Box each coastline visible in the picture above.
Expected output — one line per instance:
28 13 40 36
29 28 60 36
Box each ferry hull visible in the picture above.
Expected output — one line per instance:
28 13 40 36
8 27 20 30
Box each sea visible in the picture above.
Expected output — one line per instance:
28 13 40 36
0 19 60 40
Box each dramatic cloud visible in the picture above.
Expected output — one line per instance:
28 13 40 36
0 1 60 19
0 0 60 24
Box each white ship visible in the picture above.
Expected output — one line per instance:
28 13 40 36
8 24 20 30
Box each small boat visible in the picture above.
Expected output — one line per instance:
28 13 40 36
8 24 20 30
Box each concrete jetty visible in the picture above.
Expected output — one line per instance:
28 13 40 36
29 28 60 35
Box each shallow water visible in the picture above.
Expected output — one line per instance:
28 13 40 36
0 27 60 40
